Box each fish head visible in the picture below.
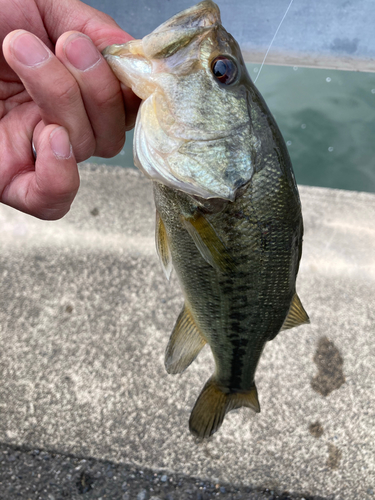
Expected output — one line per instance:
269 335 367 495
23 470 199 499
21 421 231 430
103 0 256 201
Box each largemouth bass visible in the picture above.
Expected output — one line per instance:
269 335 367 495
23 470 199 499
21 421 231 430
103 0 309 439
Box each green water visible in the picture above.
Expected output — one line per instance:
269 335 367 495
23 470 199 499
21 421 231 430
87 64 375 193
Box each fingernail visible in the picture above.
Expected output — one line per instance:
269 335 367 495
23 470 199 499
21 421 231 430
50 127 72 159
64 34 100 71
11 32 49 67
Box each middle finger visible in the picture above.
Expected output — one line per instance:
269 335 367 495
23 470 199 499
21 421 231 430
55 31 127 158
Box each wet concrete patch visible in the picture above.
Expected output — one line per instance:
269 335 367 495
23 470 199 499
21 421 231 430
311 337 345 397
326 444 342 470
309 422 324 438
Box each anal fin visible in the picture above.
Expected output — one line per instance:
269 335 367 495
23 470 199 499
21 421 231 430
280 293 310 332
155 210 173 281
165 303 206 374
189 378 260 439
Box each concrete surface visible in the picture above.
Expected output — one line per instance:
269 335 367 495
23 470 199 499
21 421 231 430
85 0 375 72
0 164 374 499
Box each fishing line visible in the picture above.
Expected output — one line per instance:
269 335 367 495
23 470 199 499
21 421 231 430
254 0 295 84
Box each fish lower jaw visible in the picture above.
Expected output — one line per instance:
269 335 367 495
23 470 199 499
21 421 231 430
159 177 224 200
138 161 235 201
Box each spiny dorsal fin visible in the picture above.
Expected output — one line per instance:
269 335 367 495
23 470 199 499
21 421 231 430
182 212 235 273
155 211 173 281
189 377 260 439
165 303 206 374
280 293 310 331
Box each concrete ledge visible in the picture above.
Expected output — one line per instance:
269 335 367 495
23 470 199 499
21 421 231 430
0 164 374 498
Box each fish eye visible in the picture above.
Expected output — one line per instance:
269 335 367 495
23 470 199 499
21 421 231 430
211 56 238 85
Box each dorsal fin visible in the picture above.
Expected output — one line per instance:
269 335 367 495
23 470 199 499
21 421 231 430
165 303 206 374
155 211 173 281
281 293 310 331
182 212 235 273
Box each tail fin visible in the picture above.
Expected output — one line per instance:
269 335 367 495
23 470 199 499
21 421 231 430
189 377 260 439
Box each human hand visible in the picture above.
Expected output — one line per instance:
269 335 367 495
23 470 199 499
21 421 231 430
1 0 140 219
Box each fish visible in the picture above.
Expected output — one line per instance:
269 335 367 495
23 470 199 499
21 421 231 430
103 0 309 439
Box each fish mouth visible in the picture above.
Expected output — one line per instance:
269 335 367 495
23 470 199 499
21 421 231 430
102 0 220 61
102 1 221 100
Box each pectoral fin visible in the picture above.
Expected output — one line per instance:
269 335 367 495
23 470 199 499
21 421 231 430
165 303 206 374
182 213 235 273
189 378 260 439
155 211 173 281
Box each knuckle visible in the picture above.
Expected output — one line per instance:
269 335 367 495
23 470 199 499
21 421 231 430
74 135 96 162
28 192 76 221
37 206 70 221
33 172 80 219
56 175 80 200
53 78 81 108
91 79 121 109
40 191 77 220
95 133 125 158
